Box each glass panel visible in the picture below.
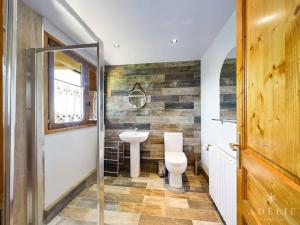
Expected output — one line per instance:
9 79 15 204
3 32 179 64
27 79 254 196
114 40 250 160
54 52 84 123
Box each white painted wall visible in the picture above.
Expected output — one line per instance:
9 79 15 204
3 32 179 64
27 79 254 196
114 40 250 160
43 18 97 64
44 127 97 207
43 19 97 208
200 11 237 174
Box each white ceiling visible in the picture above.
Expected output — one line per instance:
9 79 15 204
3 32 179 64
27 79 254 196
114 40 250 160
23 0 235 65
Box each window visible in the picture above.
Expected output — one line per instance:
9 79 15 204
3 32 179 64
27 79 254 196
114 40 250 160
88 67 97 121
54 51 84 123
45 32 96 133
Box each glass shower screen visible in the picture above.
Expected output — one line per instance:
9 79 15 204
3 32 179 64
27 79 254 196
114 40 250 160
26 43 105 225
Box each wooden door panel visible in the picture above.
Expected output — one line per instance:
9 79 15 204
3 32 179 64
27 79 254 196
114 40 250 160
238 1 300 223
242 200 262 225
241 150 300 224
246 0 300 177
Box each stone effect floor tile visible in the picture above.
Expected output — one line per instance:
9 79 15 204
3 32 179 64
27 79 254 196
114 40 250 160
59 207 94 222
78 191 97 199
165 191 210 201
188 200 216 210
105 201 119 211
76 198 97 209
49 217 97 225
104 185 129 194
104 210 140 225
143 196 189 208
165 207 220 222
118 202 144 213
48 169 223 225
141 204 166 217
128 187 147 195
192 221 224 225
105 193 144 203
139 215 193 225
48 216 67 225
144 188 165 197
146 179 166 190
88 184 97 192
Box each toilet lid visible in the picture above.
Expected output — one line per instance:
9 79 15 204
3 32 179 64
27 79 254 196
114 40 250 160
165 152 187 165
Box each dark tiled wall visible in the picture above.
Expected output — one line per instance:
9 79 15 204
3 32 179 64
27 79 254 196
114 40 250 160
220 58 236 120
105 61 201 167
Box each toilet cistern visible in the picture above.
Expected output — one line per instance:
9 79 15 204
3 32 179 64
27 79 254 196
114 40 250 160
119 130 149 177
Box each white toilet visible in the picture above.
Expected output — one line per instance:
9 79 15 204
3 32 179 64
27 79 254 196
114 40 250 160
164 132 187 188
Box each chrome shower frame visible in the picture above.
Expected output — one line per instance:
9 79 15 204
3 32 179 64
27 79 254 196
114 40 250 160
3 0 18 224
26 42 105 225
3 0 105 224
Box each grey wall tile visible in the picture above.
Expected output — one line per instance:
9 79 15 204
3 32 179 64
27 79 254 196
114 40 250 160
111 90 129 96
105 61 201 166
165 102 194 109
151 95 179 102
220 58 236 120
194 116 201 124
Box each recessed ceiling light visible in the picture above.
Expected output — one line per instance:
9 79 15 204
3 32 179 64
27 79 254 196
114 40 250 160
171 38 178 44
114 43 120 48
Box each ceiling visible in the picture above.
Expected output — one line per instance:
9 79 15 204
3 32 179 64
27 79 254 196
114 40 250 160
23 0 235 65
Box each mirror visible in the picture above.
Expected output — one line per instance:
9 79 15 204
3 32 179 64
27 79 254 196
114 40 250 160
128 83 146 109
220 47 236 120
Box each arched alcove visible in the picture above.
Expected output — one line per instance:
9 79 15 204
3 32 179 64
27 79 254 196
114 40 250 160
219 47 236 120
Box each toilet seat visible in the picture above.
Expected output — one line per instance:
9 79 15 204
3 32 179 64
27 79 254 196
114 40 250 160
165 152 187 166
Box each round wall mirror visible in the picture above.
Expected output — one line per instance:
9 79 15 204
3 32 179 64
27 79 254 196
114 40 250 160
128 89 146 109
219 47 236 120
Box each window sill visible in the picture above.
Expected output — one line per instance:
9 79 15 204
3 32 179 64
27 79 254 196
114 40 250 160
45 122 97 135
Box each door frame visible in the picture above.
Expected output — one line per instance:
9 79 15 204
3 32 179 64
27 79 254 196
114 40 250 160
236 0 247 223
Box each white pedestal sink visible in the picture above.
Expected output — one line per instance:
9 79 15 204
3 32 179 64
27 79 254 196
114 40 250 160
119 131 149 177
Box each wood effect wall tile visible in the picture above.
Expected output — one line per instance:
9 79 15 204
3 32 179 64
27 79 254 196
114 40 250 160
165 102 194 109
105 61 201 165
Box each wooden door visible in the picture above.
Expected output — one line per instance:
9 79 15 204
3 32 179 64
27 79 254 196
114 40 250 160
237 0 300 224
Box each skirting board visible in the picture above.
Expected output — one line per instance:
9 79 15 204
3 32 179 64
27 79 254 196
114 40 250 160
44 169 96 224
200 166 209 183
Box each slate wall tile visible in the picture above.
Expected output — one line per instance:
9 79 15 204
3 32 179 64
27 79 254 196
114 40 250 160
105 61 201 166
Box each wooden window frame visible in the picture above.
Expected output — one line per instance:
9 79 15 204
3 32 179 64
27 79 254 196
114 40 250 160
44 32 96 134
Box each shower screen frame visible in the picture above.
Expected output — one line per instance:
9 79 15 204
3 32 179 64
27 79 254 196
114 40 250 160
3 0 105 224
26 43 105 225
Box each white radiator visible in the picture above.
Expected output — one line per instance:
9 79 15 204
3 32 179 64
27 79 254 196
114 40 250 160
209 146 237 225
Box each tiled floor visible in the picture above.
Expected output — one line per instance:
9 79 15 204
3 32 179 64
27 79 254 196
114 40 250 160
48 168 224 225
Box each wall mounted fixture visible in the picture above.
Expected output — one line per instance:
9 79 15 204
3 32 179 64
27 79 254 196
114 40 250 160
212 118 237 124
114 43 120 48
171 38 178 44
128 82 146 109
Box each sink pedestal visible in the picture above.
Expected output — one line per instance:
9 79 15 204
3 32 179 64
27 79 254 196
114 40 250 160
119 131 149 178
130 143 140 177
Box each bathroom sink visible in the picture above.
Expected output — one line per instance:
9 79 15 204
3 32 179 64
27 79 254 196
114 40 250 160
119 131 149 143
119 131 149 178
